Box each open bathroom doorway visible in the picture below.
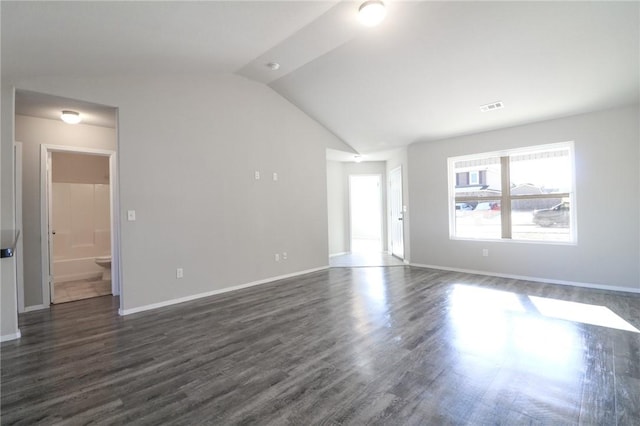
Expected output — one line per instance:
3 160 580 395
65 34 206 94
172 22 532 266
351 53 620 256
41 146 119 304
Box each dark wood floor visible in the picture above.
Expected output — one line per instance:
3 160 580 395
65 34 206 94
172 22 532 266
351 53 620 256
2 266 639 425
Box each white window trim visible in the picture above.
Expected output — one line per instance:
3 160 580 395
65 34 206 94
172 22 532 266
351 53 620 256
448 141 577 245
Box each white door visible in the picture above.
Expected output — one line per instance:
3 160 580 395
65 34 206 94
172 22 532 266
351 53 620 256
389 167 404 259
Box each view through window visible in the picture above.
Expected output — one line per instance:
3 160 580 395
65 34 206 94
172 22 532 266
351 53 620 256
449 142 575 243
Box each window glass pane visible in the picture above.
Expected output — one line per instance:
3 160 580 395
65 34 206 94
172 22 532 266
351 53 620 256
455 200 501 239
454 157 501 198
510 147 571 195
511 199 571 242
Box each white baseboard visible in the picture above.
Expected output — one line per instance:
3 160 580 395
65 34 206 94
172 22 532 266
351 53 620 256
410 263 640 294
119 266 330 316
23 304 48 313
1 330 22 342
329 252 348 258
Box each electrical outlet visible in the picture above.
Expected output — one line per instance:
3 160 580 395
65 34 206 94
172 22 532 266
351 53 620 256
176 268 184 278
482 249 489 257
254 171 260 180
273 172 278 181
282 252 287 260
275 253 280 262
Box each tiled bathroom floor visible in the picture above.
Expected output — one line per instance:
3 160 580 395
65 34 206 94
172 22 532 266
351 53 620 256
53 279 112 304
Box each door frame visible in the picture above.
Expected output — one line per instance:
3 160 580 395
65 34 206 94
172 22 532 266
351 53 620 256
14 142 25 312
388 166 405 259
40 145 121 308
348 174 383 252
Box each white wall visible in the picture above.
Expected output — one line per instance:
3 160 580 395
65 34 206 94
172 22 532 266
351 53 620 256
1 87 20 341
15 115 116 307
2 73 352 318
326 160 347 255
52 152 110 184
408 105 640 292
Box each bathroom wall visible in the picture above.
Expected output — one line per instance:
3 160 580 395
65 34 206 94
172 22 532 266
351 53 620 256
52 152 111 263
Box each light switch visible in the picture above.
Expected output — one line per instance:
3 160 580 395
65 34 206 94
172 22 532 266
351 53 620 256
127 210 136 221
273 172 278 181
254 171 260 180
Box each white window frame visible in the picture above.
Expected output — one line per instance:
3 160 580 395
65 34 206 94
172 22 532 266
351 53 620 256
448 141 577 244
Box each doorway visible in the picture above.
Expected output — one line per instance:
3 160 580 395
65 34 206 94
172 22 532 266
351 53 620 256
41 146 119 305
330 172 404 268
349 175 383 252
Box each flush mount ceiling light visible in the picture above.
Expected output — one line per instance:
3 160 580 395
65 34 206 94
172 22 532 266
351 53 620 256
266 62 280 71
60 110 81 124
358 0 386 27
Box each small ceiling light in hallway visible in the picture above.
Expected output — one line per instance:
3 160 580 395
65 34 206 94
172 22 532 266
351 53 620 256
60 110 81 124
358 0 386 27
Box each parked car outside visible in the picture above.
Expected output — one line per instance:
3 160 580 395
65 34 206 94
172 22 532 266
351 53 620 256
474 201 500 219
532 201 570 227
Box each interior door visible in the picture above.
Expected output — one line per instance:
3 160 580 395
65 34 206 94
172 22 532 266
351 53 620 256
389 167 404 259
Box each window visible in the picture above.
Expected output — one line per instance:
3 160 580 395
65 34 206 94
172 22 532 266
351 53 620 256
469 171 479 185
449 142 575 243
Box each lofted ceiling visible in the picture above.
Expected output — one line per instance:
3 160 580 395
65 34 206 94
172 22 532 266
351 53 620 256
3 1 638 158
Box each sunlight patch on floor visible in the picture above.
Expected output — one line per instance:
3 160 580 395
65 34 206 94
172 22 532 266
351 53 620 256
529 296 639 333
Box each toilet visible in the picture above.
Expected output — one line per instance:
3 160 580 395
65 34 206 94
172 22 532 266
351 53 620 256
95 256 111 281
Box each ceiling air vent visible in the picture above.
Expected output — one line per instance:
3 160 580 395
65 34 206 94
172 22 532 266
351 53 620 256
480 101 504 112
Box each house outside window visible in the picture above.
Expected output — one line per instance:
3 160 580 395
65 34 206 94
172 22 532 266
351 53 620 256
449 142 576 243
469 171 479 185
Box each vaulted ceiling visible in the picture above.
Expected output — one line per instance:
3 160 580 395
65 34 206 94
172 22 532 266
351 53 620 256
3 1 638 157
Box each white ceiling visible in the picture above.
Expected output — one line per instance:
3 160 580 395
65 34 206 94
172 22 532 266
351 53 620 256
4 1 638 158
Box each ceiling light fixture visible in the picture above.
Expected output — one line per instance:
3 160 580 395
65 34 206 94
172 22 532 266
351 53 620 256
358 0 386 27
354 155 363 163
60 110 81 124
266 62 280 71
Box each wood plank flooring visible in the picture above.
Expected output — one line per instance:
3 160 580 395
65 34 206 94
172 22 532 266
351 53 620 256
2 266 639 425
